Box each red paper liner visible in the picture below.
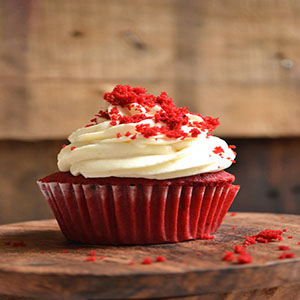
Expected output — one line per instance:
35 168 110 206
37 181 239 245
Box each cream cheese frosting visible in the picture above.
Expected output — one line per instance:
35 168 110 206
58 85 236 179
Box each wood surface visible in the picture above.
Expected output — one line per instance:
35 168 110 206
0 213 299 300
1 138 299 226
1 0 300 139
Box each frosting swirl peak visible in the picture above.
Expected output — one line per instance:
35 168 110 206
58 85 236 179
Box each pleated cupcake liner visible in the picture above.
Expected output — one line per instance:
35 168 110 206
37 181 240 245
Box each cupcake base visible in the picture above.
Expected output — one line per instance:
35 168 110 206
37 171 239 245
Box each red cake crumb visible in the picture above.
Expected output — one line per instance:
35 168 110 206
12 241 25 247
86 85 220 139
202 234 215 240
40 251 45 254
70 147 76 151
283 229 287 232
196 251 201 256
89 251 96 256
234 245 245 254
237 252 252 264
213 146 224 156
230 212 237 217
232 226 236 230
222 252 235 262
156 256 166 262
85 256 96 262
278 245 290 251
129 261 135 265
142 257 153 265
99 255 106 260
278 252 295 259
62 249 68 254
288 236 293 239
298 242 300 245
245 229 283 245
62 144 66 148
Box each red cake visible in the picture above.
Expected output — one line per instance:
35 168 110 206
37 85 239 245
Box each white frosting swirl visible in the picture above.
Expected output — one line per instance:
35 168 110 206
58 97 236 179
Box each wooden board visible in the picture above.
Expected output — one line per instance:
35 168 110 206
1 0 300 139
0 212 300 300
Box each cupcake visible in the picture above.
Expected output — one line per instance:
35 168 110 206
37 85 239 245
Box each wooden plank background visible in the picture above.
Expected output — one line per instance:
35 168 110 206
0 0 299 224
0 0 300 139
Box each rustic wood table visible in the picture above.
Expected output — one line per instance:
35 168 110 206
0 212 299 300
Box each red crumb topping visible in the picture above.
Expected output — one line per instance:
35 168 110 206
298 242 300 245
62 250 68 253
278 252 295 259
196 251 201 256
129 261 135 265
222 252 235 262
40 251 45 254
142 257 153 265
232 226 236 230
156 256 166 262
230 212 237 217
62 144 66 148
86 85 220 139
213 146 224 155
70 147 76 151
237 252 253 264
89 251 96 256
278 245 290 251
288 236 293 239
100 255 106 260
85 256 96 262
283 229 287 232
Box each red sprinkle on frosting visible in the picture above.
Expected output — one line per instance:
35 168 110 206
87 85 220 139
70 147 76 151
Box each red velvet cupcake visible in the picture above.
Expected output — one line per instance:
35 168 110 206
37 85 239 245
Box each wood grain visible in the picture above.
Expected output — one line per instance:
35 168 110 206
0 213 299 300
0 0 300 139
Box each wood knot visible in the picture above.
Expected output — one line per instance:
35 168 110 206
71 30 84 38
